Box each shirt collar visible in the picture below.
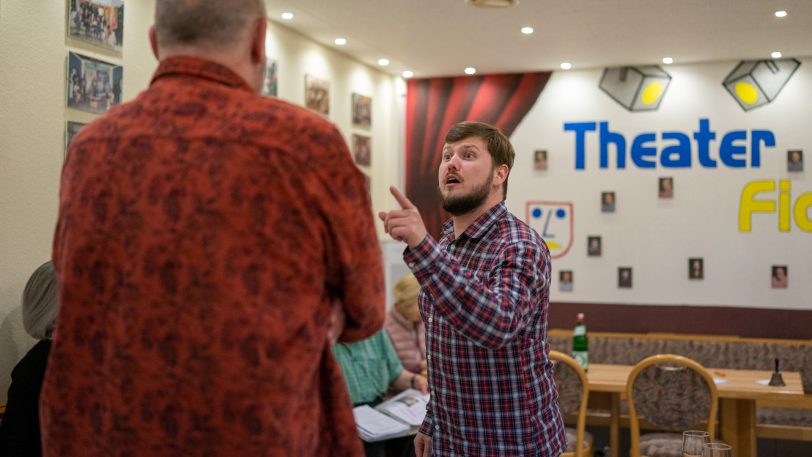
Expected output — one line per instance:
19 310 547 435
442 201 507 242
150 56 255 92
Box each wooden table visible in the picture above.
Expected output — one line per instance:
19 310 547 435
585 363 804 457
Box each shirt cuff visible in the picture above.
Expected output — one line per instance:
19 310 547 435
418 413 434 437
403 234 441 275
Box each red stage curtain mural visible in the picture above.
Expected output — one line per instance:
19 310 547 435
405 72 552 238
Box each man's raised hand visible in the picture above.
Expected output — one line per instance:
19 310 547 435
378 186 427 248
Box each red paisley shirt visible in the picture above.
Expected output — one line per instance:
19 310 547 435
42 56 384 457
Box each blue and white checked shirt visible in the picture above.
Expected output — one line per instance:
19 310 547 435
404 202 566 457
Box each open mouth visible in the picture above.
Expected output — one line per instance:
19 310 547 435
445 175 462 186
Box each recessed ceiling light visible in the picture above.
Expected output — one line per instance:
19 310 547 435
466 0 518 7
662 57 674 65
560 62 572 70
771 51 783 59
280 12 294 20
464 67 476 75
775 10 787 18
402 70 414 79
377 58 390 66
334 38 347 46
521 26 534 35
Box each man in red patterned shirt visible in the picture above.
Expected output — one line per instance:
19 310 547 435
42 1 384 456
380 121 566 456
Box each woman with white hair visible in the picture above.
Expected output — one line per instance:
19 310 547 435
0 261 58 457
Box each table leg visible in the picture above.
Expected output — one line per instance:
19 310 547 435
610 393 620 457
719 398 756 457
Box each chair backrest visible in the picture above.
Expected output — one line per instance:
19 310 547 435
550 350 589 457
626 354 718 457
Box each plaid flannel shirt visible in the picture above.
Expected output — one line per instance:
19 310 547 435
404 202 566 457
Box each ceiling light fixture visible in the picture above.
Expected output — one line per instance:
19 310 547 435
464 67 477 75
771 51 783 59
280 12 294 20
775 10 787 18
662 57 674 65
377 58 390 66
560 62 572 70
402 70 414 79
334 38 347 46
465 0 518 7
521 26 534 35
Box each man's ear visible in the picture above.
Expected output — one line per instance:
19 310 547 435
494 164 509 186
250 18 267 65
148 25 160 60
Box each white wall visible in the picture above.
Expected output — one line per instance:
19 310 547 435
507 60 811 309
0 1 403 404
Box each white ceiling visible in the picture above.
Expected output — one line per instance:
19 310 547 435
265 0 812 77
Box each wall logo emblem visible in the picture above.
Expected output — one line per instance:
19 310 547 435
723 59 801 111
599 65 672 111
526 201 574 259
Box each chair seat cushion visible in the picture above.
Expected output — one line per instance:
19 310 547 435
565 426 593 452
639 432 683 457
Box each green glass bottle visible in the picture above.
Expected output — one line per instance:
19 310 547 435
572 312 589 372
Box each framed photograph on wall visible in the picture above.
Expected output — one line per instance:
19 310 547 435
305 74 330 115
788 150 803 172
67 0 124 53
352 93 372 129
559 270 573 292
618 267 633 289
771 265 788 288
587 235 602 257
65 121 87 157
67 51 123 114
533 149 547 171
688 258 704 280
262 58 278 97
601 191 615 213
658 176 674 198
353 134 371 167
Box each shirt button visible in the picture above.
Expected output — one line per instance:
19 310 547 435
407 262 415 268
428 315 433 323
435 425 440 431
427 355 431 361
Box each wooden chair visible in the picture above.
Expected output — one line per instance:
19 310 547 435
550 350 593 457
626 354 718 457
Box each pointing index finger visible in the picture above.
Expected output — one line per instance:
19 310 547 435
390 186 415 210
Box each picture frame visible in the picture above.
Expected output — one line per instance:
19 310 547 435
771 265 788 289
262 58 278 97
587 235 602 257
658 176 674 199
65 121 87 157
352 93 372 129
67 51 123 114
353 134 371 167
67 0 124 53
618 267 633 289
788 149 803 172
533 149 548 171
305 74 330 115
689 258 704 280
601 191 615 213
559 270 573 292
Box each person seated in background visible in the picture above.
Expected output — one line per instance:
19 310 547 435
384 274 426 375
334 329 428 457
0 261 58 457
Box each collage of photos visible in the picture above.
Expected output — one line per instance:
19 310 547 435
351 92 373 194
67 52 123 114
262 59 278 97
352 93 372 129
67 0 124 53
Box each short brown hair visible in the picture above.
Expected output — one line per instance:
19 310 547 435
155 0 266 50
444 121 515 199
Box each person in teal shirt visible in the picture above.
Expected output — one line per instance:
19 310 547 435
334 329 428 457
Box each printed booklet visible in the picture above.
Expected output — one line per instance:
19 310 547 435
352 389 430 442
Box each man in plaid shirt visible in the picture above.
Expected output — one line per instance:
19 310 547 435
379 121 566 456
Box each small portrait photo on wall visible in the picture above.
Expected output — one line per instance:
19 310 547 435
658 176 674 199
688 258 704 280
559 270 573 292
352 134 371 167
352 93 372 129
788 150 804 172
261 58 278 97
601 191 616 213
305 74 330 115
587 236 602 257
533 149 548 171
618 267 633 289
771 265 788 289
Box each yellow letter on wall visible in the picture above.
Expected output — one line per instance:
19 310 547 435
739 180 776 232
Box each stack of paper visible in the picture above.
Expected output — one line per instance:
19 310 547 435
353 405 410 442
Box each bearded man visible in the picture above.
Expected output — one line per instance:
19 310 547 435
379 121 566 457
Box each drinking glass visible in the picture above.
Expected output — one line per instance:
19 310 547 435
702 442 732 457
682 430 710 457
